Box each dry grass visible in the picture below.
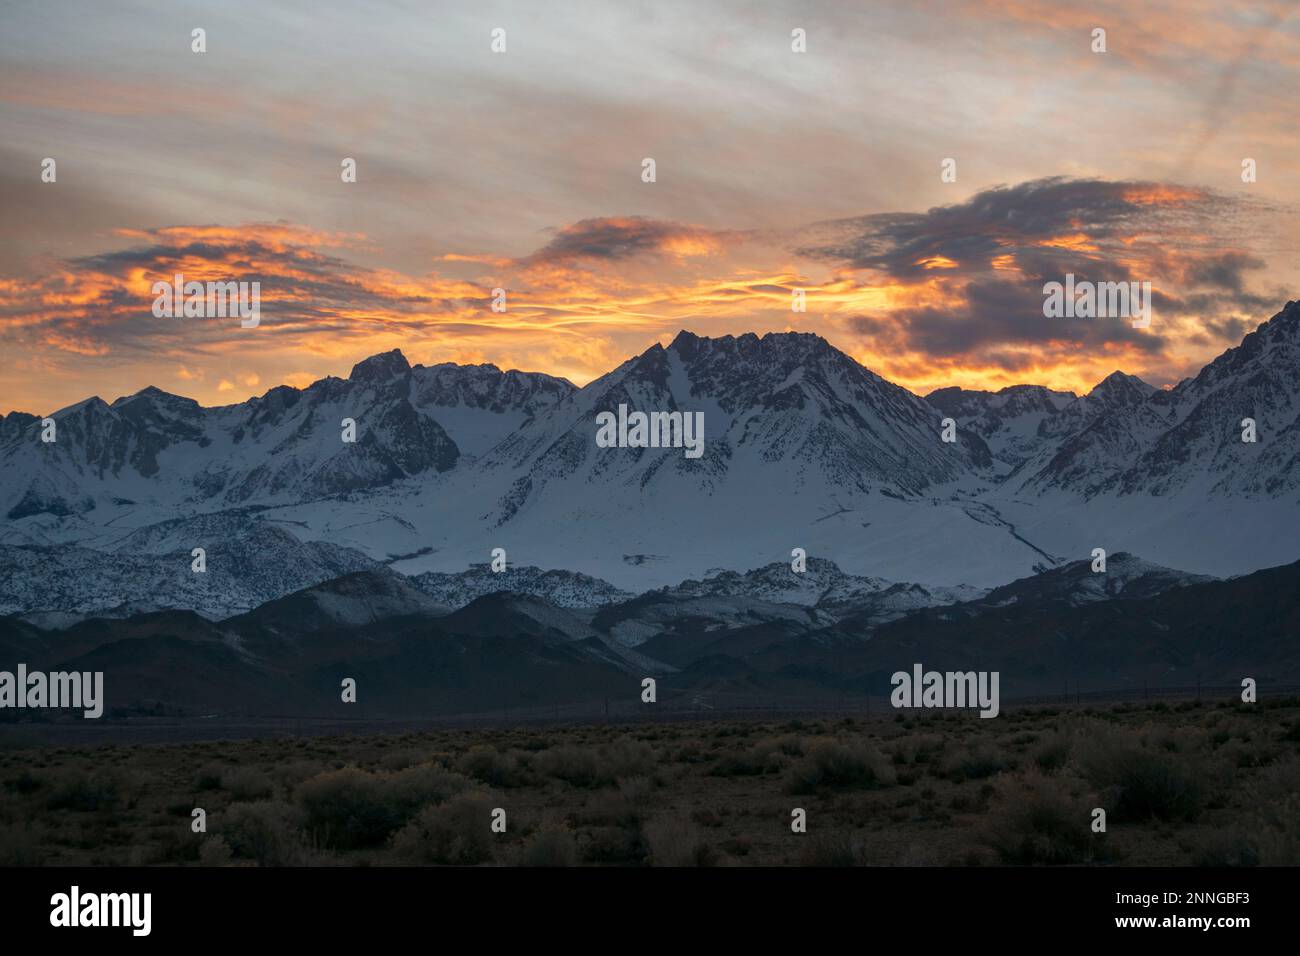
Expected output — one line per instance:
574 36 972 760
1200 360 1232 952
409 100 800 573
0 697 1296 866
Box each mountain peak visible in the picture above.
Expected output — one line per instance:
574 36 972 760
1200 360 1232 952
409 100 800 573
349 349 411 382
1261 299 1300 338
1087 370 1155 402
999 383 1076 400
111 385 199 411
665 328 833 361
975 552 1215 608
51 395 111 417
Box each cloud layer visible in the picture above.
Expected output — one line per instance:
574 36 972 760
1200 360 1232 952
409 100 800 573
0 173 1286 415
1 1 1297 411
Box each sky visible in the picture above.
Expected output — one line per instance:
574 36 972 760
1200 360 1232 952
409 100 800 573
1 0 1298 415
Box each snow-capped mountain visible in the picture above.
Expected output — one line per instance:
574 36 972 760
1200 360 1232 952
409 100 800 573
1015 302 1300 498
2 300 1299 609
411 564 633 609
0 522 380 623
224 566 450 634
652 556 982 611
400 329 1014 590
657 556 893 606
588 557 985 649
970 551 1216 608
409 361 575 457
482 330 992 519
7 555 1295 719
926 384 1076 468
0 350 572 521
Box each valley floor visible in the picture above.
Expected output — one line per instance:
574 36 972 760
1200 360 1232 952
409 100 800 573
1 698 1297 866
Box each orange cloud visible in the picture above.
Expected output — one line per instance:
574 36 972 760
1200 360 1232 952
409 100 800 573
0 187 1278 414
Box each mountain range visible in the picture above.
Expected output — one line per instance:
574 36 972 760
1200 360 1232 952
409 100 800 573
2 299 1299 621
1 551 1293 721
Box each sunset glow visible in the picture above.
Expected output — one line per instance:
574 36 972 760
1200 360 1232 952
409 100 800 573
1 0 1296 413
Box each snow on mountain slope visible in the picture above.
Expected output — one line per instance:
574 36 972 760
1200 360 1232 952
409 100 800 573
592 591 834 649
433 591 674 674
655 556 983 609
411 564 633 609
972 551 1215 608
590 556 987 647
0 523 380 622
659 556 893 605
1128 303 1300 497
1043 371 1157 439
348 330 1020 589
264 474 1057 592
927 384 1076 468
224 567 449 632
195 353 459 504
997 375 1165 500
3 302 1299 604
1017 301 1300 498
481 330 992 512
249 306 1300 591
981 490 1298 580
409 362 574 457
0 351 572 521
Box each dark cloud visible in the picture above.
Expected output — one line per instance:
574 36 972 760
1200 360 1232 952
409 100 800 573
523 216 728 265
0 224 489 365
849 276 1164 365
799 177 1235 278
1176 251 1266 293
806 177 1270 362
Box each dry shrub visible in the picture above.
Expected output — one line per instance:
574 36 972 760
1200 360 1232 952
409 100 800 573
1192 829 1260 867
1077 727 1211 822
1243 757 1300 865
193 762 225 791
296 765 471 849
378 750 421 772
983 772 1104 865
222 800 307 866
1031 732 1072 774
940 743 1010 782
643 817 714 867
270 760 327 795
889 733 945 766
457 746 528 788
534 745 601 787
222 766 273 801
709 736 799 777
0 821 43 865
519 824 578 867
797 832 870 867
535 738 655 788
786 740 895 794
390 791 498 865
45 771 118 812
198 836 234 866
